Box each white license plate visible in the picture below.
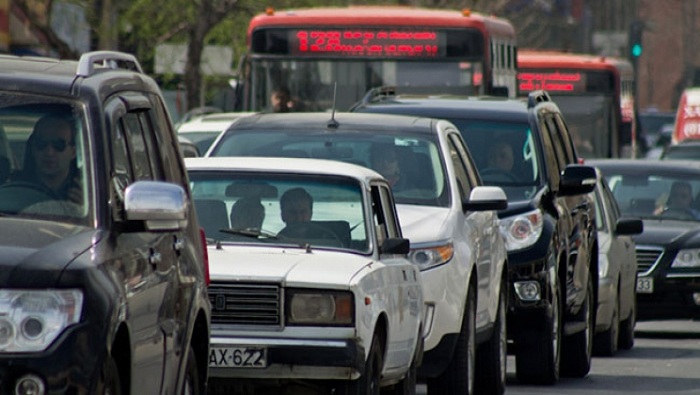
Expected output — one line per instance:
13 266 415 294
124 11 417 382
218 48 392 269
209 346 267 368
636 277 654 294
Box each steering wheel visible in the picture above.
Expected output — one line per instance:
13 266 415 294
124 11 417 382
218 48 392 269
20 199 83 217
661 207 698 220
277 222 343 246
480 167 519 183
0 181 55 213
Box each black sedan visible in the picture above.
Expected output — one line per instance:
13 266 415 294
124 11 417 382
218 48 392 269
589 159 700 320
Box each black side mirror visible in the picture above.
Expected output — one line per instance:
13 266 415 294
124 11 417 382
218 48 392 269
615 217 644 235
559 165 597 196
380 237 410 255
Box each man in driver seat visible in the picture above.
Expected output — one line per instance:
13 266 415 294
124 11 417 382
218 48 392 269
655 181 700 219
12 113 82 205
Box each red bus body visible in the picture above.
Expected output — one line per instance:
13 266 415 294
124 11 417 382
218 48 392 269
238 6 517 111
517 49 636 159
673 87 700 144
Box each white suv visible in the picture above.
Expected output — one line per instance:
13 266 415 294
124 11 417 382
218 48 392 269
206 112 510 394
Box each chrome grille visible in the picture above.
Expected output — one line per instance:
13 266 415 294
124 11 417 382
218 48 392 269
209 282 282 327
635 246 663 275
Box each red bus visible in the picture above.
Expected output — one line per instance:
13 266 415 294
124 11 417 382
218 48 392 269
235 6 517 112
517 50 637 159
672 87 700 144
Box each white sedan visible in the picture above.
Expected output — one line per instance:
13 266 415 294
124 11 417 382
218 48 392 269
186 156 424 395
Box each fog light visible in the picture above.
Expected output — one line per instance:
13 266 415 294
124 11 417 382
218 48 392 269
693 293 700 306
15 374 45 395
514 281 541 301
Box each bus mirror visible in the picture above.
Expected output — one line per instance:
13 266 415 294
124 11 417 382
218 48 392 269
492 86 509 97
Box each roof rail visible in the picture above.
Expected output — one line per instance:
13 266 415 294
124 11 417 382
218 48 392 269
350 86 397 110
76 51 144 78
527 90 552 108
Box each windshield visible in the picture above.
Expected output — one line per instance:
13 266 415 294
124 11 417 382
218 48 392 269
189 171 369 253
604 170 700 222
246 59 482 112
211 129 449 207
0 93 91 225
549 94 615 159
447 119 542 201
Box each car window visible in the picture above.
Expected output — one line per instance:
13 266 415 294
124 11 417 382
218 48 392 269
189 170 370 252
0 97 91 224
446 135 474 201
211 129 450 207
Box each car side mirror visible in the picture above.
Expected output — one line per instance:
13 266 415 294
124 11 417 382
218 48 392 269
615 217 644 236
463 186 508 212
380 237 410 255
124 181 188 231
559 165 597 196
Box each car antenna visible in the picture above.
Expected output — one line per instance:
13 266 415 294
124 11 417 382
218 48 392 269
327 82 339 129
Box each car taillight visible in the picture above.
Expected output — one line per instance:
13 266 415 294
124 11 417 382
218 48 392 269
199 228 210 286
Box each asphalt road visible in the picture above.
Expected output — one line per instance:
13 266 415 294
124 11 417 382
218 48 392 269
418 320 700 395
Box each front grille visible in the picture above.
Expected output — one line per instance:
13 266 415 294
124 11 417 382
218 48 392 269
209 282 282 327
635 246 664 275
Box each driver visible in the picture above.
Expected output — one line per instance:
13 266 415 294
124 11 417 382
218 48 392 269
655 181 700 218
277 187 314 239
487 141 515 172
12 114 81 205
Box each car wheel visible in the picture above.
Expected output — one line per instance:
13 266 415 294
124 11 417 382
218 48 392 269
594 284 620 356
618 288 636 350
96 354 122 395
427 283 476 394
182 345 201 395
343 334 382 395
475 278 506 395
561 275 594 377
515 277 562 385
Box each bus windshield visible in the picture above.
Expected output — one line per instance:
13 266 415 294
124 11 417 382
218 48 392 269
247 59 482 112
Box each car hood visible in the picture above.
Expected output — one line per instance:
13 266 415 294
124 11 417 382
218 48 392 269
396 205 450 244
0 218 96 285
635 219 700 247
207 245 373 287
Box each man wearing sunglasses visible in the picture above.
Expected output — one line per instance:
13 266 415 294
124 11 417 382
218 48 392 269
14 113 82 205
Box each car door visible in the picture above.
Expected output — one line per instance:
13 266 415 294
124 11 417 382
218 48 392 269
105 94 178 394
371 182 420 370
446 132 495 329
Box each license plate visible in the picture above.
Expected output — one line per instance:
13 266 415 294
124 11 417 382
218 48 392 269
209 346 267 368
636 277 654 294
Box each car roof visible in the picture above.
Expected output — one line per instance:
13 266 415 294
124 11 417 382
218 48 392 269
227 112 440 134
588 158 700 174
353 95 530 123
185 156 386 184
177 112 257 133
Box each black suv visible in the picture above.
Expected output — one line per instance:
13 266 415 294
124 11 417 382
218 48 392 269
353 90 598 384
0 52 210 394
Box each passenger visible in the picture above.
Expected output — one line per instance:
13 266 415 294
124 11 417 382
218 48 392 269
270 86 292 113
13 114 81 204
230 197 265 231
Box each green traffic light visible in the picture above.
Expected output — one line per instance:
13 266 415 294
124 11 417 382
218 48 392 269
632 44 642 57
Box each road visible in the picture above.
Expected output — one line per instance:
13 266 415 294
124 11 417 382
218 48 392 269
417 320 700 395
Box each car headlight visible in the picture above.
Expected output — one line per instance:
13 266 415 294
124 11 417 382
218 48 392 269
286 290 354 326
671 248 700 268
499 209 544 251
407 242 454 271
0 289 83 352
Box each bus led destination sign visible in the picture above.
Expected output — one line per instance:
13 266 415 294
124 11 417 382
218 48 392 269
518 71 585 93
291 29 444 57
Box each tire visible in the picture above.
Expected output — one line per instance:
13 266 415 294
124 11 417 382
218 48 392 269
475 279 507 395
344 335 382 395
619 288 636 350
96 354 122 395
593 284 619 357
515 278 561 385
561 275 594 377
182 345 201 395
427 284 476 395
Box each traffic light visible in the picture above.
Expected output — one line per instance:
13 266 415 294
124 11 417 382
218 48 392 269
629 21 644 59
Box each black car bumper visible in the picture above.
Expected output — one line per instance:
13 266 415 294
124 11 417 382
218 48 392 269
0 323 101 394
637 275 700 319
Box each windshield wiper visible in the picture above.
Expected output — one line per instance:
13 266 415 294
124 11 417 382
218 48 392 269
219 228 280 240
